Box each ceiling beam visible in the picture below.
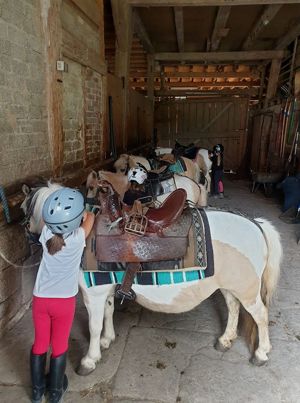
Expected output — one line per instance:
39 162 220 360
154 50 287 62
131 71 260 78
275 20 300 49
155 89 259 96
210 6 231 51
174 7 184 52
133 9 154 53
128 1 300 6
242 5 282 50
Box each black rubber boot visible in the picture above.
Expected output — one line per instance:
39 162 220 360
48 352 68 403
30 351 47 403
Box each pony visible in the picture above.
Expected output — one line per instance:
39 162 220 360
86 170 207 207
155 147 212 191
114 153 201 184
21 182 283 377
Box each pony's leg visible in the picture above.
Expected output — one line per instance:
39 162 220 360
77 292 109 376
242 296 271 366
100 295 115 349
215 289 240 352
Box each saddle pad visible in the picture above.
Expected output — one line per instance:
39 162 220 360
83 267 212 289
189 208 214 276
167 157 186 174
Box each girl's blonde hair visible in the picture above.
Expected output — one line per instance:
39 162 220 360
46 234 65 255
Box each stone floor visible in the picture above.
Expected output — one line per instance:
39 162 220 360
0 179 300 403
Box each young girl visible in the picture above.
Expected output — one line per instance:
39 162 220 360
30 188 94 403
211 144 225 198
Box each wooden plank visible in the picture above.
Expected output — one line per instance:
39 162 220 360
264 58 281 105
211 6 231 51
41 0 63 177
156 89 258 96
132 71 260 78
62 29 107 74
275 21 300 50
243 5 282 50
174 7 184 52
128 0 300 6
147 54 155 99
154 50 287 62
70 0 100 26
164 81 260 87
133 9 154 53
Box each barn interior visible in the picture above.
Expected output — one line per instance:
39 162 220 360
0 1 300 400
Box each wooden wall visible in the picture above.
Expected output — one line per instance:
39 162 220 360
155 97 249 171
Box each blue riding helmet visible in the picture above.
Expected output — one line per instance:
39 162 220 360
42 188 85 234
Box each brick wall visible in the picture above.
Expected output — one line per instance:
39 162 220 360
0 0 51 186
0 0 50 333
84 68 103 164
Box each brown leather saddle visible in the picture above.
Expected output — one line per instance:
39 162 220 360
93 187 191 301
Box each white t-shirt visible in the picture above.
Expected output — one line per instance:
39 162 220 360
33 226 86 298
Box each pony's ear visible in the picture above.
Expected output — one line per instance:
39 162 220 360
86 171 97 188
22 184 31 195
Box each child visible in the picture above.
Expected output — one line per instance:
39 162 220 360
211 144 225 198
30 188 94 403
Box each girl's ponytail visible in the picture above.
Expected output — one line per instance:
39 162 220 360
46 234 65 255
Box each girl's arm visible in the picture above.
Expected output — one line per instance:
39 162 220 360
81 211 95 238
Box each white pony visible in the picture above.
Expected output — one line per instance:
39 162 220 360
21 183 283 378
86 170 207 207
155 147 212 191
114 153 201 184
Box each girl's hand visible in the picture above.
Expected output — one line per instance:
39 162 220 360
82 211 88 222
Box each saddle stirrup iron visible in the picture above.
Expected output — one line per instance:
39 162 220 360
115 263 141 302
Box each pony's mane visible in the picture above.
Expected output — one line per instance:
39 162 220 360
27 181 63 229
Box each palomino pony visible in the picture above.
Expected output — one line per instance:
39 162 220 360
114 153 201 183
22 182 283 377
155 147 212 191
86 170 207 207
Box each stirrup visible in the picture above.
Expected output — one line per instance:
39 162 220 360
115 284 136 302
125 213 148 236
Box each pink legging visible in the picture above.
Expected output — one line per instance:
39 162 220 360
32 296 76 357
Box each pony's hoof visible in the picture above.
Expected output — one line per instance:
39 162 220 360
250 355 268 367
214 340 231 352
76 364 96 376
100 337 113 349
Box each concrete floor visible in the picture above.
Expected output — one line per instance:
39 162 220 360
0 179 300 403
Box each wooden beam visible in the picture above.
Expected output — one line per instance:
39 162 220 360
275 21 300 50
243 5 282 50
133 9 154 53
70 0 100 27
128 0 300 6
155 89 259 96
147 54 155 99
154 50 287 62
211 6 231 51
264 58 281 106
155 81 260 88
174 7 184 52
41 0 63 177
131 71 260 79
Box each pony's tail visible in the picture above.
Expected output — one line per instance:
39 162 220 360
243 218 282 350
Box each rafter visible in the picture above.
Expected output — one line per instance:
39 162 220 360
154 50 287 62
275 20 300 50
128 0 300 6
242 5 282 50
210 6 231 51
174 7 184 52
133 9 154 54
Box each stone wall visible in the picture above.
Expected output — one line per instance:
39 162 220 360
0 0 51 186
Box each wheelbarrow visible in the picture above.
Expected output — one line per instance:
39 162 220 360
251 172 284 196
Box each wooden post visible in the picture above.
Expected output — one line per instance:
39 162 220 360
40 0 63 177
147 54 155 100
264 58 281 108
111 0 133 151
